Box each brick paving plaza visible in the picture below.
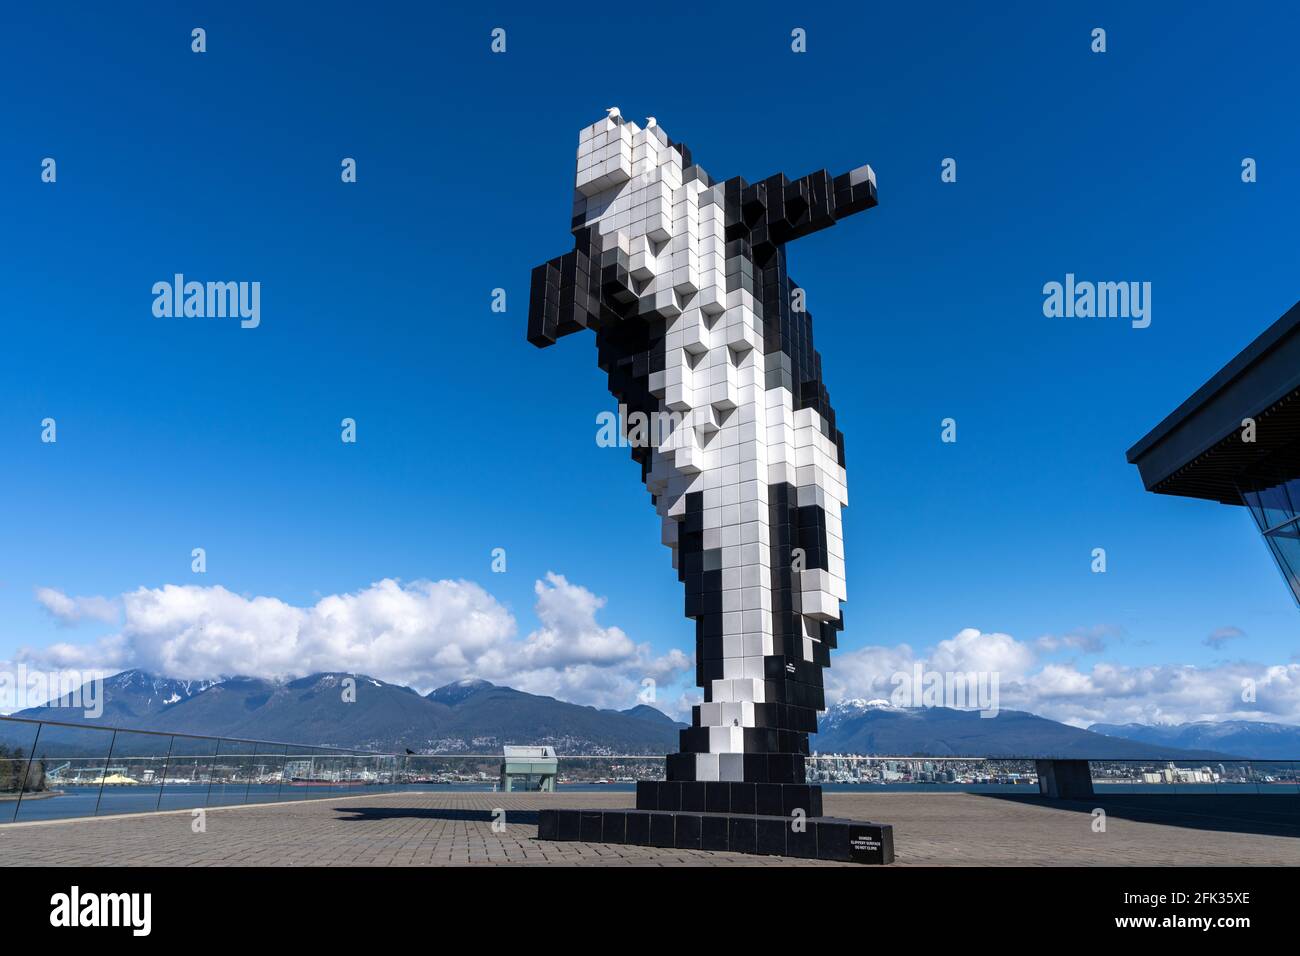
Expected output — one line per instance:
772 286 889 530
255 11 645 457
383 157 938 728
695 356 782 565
1 790 1297 866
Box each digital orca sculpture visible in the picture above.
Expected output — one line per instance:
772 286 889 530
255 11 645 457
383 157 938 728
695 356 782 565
531 111 892 862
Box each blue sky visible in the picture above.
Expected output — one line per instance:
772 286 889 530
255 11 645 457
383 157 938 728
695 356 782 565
2 2 1298 725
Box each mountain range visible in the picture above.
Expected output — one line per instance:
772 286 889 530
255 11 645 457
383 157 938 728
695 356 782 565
813 699 1233 759
5 670 1295 759
1088 719 1300 760
6 670 685 755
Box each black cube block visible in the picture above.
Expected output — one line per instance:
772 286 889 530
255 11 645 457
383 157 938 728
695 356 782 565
729 782 757 815
680 781 706 812
556 809 580 842
579 810 604 841
786 820 817 858
537 809 558 841
810 786 824 818
728 815 757 855
701 814 729 850
767 754 795 784
756 817 788 857
649 812 676 848
674 813 702 850
781 784 812 818
601 811 626 845
705 781 730 813
625 811 651 846
657 782 683 812
848 823 895 865
635 780 658 811
755 783 783 816
665 752 695 780
813 819 850 862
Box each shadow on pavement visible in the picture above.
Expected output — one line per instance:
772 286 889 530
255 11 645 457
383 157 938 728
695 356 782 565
332 806 541 825
978 793 1300 839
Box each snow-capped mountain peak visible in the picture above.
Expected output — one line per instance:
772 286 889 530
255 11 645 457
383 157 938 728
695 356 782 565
832 697 897 713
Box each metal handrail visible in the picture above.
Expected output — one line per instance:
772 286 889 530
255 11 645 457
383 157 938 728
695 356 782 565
0 714 396 756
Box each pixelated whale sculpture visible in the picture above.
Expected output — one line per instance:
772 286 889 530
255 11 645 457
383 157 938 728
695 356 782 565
529 110 892 863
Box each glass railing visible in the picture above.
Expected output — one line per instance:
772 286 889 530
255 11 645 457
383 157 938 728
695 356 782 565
0 715 405 824
397 754 667 787
805 755 1300 794
3 715 1297 825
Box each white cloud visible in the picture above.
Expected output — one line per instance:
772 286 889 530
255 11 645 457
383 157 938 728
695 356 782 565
482 573 691 709
822 643 918 704
15 580 1300 729
930 627 1036 677
34 587 119 626
824 628 1300 728
11 575 691 714
517 572 637 668
117 578 518 688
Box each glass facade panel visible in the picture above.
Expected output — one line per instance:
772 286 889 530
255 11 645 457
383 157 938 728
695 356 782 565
1238 468 1300 607
1241 476 1300 533
1262 484 1291 529
1263 520 1300 605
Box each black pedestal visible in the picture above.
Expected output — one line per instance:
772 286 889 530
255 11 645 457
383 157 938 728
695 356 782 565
537 807 894 864
634 780 823 816
536 782 895 864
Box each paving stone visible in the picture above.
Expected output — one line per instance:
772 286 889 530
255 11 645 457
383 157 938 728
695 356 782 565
0 790 1295 867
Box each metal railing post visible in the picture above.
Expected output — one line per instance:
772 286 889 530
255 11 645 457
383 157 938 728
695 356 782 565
276 743 287 802
205 737 222 808
94 729 117 816
12 720 43 823
156 735 175 811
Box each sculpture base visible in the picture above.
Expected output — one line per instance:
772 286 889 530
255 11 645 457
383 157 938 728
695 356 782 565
635 780 822 816
537 807 894 864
